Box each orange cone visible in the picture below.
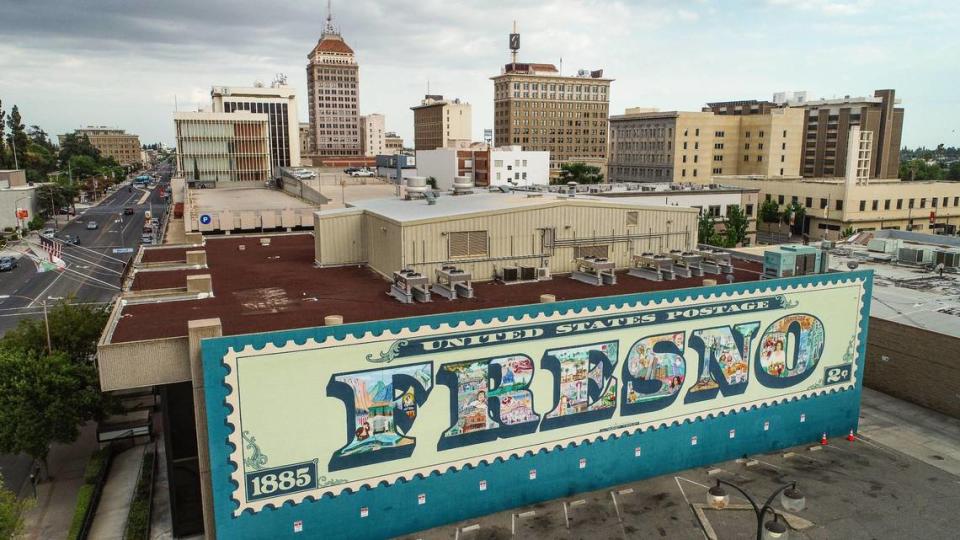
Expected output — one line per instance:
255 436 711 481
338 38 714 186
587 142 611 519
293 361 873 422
820 432 828 445
847 430 855 442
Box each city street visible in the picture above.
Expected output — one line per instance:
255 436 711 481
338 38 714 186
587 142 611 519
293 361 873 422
0 163 170 494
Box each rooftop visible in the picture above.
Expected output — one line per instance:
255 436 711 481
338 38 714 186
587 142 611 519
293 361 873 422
340 189 699 225
108 233 762 344
310 34 354 55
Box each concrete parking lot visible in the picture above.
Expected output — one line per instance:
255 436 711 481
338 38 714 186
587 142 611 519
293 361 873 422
402 431 959 539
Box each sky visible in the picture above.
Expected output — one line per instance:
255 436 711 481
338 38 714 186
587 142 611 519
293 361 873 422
1 0 957 149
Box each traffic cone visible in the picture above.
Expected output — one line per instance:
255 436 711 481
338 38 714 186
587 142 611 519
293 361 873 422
820 432 828 445
847 430 856 442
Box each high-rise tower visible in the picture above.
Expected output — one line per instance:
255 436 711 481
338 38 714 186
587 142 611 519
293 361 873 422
306 2 361 158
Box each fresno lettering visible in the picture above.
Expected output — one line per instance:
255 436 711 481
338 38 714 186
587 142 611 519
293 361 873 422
326 312 825 471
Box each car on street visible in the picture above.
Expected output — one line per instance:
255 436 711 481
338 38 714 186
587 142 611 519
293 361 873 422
349 169 375 177
0 256 17 272
140 234 153 245
41 228 55 238
86 221 98 230
124 207 135 215
62 234 80 245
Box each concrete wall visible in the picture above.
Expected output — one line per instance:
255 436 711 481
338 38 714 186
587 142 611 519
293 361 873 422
489 148 550 187
98 336 191 391
415 149 458 189
864 317 960 419
0 186 37 230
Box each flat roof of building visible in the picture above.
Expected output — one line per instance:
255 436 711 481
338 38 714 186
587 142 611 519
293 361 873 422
108 233 763 344
341 190 699 225
190 186 320 212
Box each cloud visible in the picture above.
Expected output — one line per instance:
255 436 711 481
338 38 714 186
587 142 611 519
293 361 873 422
0 0 957 148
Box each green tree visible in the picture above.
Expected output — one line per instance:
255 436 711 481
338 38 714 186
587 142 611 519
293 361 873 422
0 476 29 539
0 99 7 168
948 162 960 181
841 226 855 239
759 199 781 224
698 211 717 246
32 184 78 218
723 204 750 247
899 158 945 181
1 301 109 364
67 154 100 181
0 350 105 471
784 202 806 235
557 162 604 185
5 105 27 169
58 133 101 165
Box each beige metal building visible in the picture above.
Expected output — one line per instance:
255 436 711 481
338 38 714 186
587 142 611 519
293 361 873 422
306 10 361 158
314 190 698 281
608 107 804 183
411 95 472 150
59 127 142 165
173 111 271 185
492 60 611 175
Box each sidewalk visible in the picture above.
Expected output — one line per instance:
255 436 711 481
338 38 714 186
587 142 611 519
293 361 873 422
19 423 99 540
87 444 146 539
858 387 960 476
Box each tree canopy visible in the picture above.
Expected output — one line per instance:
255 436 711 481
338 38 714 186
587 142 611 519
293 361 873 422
555 162 604 185
0 301 114 467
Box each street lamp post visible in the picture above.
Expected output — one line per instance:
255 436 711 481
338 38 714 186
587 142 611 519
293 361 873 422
706 479 806 540
14 195 31 238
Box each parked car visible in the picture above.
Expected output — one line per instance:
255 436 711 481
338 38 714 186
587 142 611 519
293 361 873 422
0 256 17 272
124 207 135 215
59 207 76 216
343 167 359 174
86 221 98 230
349 169 375 177
140 234 153 245
41 228 56 238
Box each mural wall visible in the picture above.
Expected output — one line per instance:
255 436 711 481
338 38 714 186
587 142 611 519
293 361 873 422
203 271 871 539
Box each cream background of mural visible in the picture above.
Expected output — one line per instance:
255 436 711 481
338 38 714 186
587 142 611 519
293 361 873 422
221 278 866 514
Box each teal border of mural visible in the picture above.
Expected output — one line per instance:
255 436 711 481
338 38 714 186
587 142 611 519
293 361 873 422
202 270 873 540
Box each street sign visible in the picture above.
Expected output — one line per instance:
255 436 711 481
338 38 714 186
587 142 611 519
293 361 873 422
199 214 212 225
112 247 134 254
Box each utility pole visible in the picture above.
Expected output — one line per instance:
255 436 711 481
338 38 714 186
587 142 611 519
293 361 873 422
43 300 52 354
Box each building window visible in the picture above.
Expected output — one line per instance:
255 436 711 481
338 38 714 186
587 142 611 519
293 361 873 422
707 205 721 217
574 245 609 259
920 198 926 208
778 195 784 205
695 128 700 136
744 155 749 162
954 197 959 207
836 200 843 211
909 198 915 208
859 200 866 211
884 200 890 210
494 160 503 167
757 156 763 162
932 197 938 208
896 199 903 209
872 200 878 211
805 197 813 208
626 211 639 226
820 198 827 209
745 204 754 216
449 231 488 259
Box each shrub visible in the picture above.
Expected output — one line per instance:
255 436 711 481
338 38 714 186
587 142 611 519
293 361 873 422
66 448 111 540
124 450 156 540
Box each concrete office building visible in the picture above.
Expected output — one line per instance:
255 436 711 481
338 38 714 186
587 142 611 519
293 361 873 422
360 113 386 157
299 122 312 158
608 107 804 183
211 84 301 171
385 132 404 154
306 9 361 159
708 89 904 179
59 127 142 165
491 29 611 175
173 111 271 186
411 95 472 150
711 128 960 239
416 144 549 190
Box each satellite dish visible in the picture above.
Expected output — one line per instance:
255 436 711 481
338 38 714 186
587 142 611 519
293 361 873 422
846 261 859 270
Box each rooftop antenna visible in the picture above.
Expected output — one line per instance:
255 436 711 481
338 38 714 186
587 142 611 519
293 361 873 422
509 21 520 64
324 0 337 35
559 56 563 76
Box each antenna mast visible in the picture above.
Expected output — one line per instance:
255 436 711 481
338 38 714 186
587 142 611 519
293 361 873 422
324 0 337 35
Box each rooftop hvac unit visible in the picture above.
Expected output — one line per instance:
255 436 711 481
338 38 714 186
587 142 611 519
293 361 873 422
867 238 899 254
934 250 960 268
897 247 929 265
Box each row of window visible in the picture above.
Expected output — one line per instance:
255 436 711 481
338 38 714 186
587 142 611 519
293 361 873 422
495 82 608 93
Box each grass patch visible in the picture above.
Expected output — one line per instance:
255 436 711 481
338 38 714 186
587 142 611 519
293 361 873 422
124 449 156 540
67 447 111 540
